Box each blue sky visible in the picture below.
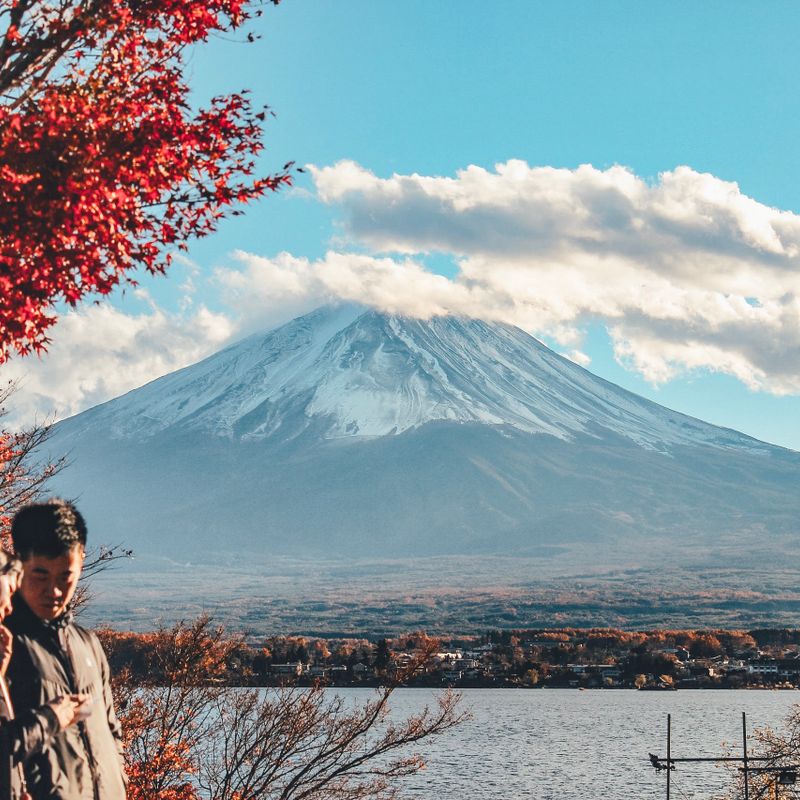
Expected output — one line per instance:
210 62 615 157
7 1 800 450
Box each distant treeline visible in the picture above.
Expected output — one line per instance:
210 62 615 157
97 623 800 688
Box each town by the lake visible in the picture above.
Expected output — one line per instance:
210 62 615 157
105 626 800 690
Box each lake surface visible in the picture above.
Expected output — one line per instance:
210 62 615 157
357 688 800 800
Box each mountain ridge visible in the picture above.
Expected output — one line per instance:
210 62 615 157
58 303 776 456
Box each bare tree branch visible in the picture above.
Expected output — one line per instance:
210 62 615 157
0 379 66 545
103 618 469 800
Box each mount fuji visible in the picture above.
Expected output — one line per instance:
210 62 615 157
44 304 800 588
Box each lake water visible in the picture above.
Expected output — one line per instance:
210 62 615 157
359 688 800 800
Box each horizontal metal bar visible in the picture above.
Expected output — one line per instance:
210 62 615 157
738 766 800 773
655 757 774 763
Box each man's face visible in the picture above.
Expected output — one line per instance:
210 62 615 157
19 547 84 621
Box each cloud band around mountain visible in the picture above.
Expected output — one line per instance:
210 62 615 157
5 158 800 429
308 160 800 394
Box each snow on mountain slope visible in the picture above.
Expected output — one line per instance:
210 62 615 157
44 302 800 586
66 303 766 454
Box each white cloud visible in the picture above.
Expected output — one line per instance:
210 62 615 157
565 350 592 368
308 159 800 393
7 157 800 429
1 300 234 429
214 250 511 334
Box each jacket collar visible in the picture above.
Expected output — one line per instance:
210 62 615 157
8 594 74 634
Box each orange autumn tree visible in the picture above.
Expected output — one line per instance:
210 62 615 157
0 0 292 360
99 619 467 800
107 621 240 800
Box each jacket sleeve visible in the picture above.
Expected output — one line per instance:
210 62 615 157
5 643 38 723
4 640 61 763
0 704 61 765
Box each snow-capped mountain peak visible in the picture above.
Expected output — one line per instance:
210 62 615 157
66 304 764 454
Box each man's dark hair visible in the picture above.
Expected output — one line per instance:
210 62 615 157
11 499 87 560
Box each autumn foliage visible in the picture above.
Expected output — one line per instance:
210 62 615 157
105 621 240 800
0 0 292 360
99 618 466 800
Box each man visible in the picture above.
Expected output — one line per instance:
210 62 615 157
5 499 126 800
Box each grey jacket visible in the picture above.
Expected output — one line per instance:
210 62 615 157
5 598 126 800
0 678 61 800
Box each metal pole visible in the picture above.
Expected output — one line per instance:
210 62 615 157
743 712 749 800
667 713 671 800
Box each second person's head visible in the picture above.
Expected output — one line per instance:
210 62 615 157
11 499 86 621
